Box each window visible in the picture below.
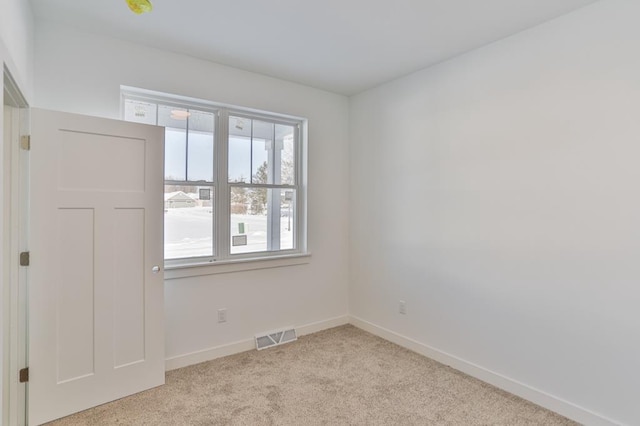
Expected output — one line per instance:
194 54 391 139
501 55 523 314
122 89 306 268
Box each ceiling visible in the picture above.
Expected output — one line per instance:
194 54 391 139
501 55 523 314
29 0 599 95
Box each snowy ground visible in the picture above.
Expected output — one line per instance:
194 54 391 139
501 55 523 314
164 207 293 259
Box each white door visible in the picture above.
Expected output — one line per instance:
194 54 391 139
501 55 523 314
28 108 165 425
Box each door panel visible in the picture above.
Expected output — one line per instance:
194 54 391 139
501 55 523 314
57 131 146 191
28 108 165 425
113 208 146 368
56 208 95 383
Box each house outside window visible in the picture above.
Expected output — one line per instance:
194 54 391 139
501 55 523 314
122 88 307 268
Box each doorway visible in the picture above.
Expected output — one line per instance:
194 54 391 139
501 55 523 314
2 66 29 425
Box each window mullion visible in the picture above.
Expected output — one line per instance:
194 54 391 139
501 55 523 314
228 183 295 189
295 123 302 251
184 110 190 181
250 120 254 184
268 125 281 251
216 109 230 260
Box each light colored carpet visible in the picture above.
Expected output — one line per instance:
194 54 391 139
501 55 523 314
47 325 577 425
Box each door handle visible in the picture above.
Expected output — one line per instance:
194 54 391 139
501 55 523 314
151 265 160 273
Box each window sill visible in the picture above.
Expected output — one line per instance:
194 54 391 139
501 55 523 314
163 252 311 280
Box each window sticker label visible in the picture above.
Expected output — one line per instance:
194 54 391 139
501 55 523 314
199 188 211 200
232 235 248 246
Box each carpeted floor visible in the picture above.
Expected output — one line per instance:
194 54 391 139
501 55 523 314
47 325 577 425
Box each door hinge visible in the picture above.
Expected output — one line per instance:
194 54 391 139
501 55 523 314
19 251 29 266
20 135 30 151
19 367 29 383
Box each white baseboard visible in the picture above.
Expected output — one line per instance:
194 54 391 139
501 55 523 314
296 314 349 336
165 314 617 425
165 338 255 371
165 315 349 371
349 316 621 426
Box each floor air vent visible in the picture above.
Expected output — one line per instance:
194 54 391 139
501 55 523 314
255 327 297 350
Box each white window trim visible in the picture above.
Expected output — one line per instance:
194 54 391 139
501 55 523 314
164 252 312 280
121 86 309 276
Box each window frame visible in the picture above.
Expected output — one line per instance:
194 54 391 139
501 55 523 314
121 87 308 273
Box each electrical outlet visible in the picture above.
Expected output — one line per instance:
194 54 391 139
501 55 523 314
218 308 227 323
399 300 407 315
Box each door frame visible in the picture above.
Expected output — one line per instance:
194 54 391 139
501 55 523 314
2 66 29 426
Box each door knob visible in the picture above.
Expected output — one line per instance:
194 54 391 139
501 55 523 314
152 265 160 273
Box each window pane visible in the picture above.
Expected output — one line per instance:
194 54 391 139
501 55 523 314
159 106 188 181
279 189 296 250
189 109 214 133
164 129 187 181
122 95 306 263
252 120 273 184
229 116 252 183
277 124 296 185
229 115 251 138
158 105 188 129
124 99 156 125
230 187 267 254
164 185 214 259
187 130 214 182
230 187 296 254
187 110 214 182
228 136 251 183
251 139 269 184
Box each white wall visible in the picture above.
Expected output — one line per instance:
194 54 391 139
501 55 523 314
34 21 349 364
349 1 638 425
0 0 34 98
